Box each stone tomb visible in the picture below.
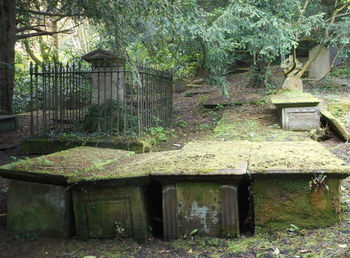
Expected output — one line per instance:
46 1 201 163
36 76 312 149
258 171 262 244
249 141 347 232
271 92 321 131
82 48 126 104
0 141 349 240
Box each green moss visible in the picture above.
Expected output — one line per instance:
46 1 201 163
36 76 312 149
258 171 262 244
7 180 72 238
72 185 148 241
254 177 341 232
213 110 311 142
2 140 350 183
321 110 350 141
271 91 320 108
249 141 349 174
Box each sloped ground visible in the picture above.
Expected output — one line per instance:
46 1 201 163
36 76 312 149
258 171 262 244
1 70 350 257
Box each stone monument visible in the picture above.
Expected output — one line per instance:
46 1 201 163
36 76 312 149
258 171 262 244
309 45 341 80
82 48 126 104
272 55 320 131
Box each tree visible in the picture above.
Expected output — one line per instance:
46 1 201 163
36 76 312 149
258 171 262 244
0 0 16 115
0 0 83 115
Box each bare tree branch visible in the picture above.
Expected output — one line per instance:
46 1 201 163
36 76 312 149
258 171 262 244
17 29 73 39
16 24 46 33
21 9 79 18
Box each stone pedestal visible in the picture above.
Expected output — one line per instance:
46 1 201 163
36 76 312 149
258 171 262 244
82 48 125 104
7 180 73 238
271 92 321 131
254 177 341 233
162 182 240 240
281 106 320 131
72 185 149 242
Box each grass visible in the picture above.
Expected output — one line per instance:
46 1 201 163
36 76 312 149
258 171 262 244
213 105 311 142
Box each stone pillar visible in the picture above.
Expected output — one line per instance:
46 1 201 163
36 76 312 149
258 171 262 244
162 185 177 241
220 184 240 237
82 48 125 104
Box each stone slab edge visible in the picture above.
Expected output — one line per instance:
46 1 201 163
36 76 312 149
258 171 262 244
321 109 350 142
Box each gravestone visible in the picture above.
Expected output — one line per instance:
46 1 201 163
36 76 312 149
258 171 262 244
309 45 341 80
82 48 125 104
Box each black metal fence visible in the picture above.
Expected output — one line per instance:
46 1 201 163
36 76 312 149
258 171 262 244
29 61 173 136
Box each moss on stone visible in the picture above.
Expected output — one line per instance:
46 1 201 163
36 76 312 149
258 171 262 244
1 146 136 182
249 141 349 174
254 177 341 232
1 140 349 183
271 91 320 108
321 109 350 141
328 102 350 113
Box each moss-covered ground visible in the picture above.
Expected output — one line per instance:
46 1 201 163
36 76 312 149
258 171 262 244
1 67 350 256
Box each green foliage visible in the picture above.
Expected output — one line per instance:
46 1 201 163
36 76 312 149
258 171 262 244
175 119 187 128
146 126 175 144
83 99 137 134
14 53 31 113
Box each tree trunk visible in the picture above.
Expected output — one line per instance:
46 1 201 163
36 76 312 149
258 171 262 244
0 0 16 115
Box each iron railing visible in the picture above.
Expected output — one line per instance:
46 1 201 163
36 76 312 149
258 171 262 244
29 61 173 136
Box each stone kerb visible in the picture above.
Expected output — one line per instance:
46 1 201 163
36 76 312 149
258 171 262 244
82 48 125 104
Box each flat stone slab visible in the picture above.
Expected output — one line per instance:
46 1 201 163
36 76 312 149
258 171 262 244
1 141 349 185
271 92 320 108
248 141 348 174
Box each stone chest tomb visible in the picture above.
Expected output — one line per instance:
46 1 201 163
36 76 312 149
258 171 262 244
0 141 349 240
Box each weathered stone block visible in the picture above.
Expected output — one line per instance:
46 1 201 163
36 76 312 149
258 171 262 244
7 180 73 238
0 115 17 134
281 77 303 91
72 185 148 242
254 177 341 233
281 106 320 131
177 182 221 237
163 182 240 240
